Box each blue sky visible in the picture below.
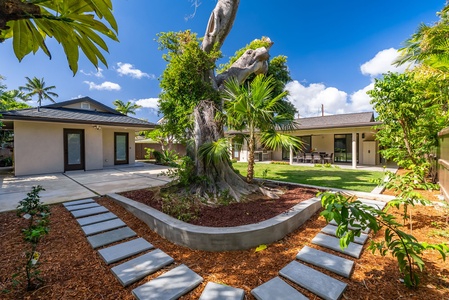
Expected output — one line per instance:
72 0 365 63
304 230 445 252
0 0 445 123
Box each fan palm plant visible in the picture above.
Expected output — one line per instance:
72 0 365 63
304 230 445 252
222 74 302 183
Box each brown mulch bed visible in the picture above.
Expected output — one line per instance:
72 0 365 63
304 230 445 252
1 186 448 299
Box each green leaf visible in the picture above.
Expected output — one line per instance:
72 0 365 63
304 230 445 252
255 244 267 252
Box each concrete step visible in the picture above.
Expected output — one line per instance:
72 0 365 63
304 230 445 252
65 202 100 211
329 220 370 234
71 206 109 218
76 212 118 226
296 246 354 278
132 264 203 300
111 249 175 287
280 261 347 300
87 227 136 249
199 282 245 300
321 224 369 245
359 198 386 210
251 276 308 300
312 233 363 258
98 238 154 265
63 198 95 207
81 218 126 236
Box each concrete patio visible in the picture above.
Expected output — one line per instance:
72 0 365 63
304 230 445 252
0 163 171 212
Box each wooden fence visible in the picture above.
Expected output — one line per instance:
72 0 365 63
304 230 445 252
439 127 449 200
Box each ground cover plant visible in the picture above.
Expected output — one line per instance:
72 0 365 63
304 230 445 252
232 162 385 192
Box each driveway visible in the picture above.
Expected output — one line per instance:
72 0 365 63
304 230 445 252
0 163 171 212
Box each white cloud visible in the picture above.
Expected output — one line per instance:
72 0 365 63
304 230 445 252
135 98 159 112
360 48 410 77
285 80 375 117
83 81 121 91
116 62 154 79
80 68 104 78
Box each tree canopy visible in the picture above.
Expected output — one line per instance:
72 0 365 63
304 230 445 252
113 99 141 115
0 0 118 74
19 76 58 108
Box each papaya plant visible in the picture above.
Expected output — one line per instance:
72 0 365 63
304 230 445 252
320 192 449 288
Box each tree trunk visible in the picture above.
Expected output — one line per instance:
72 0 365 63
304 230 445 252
191 0 273 201
246 125 255 183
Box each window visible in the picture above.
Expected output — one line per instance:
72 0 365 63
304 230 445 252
81 102 90 109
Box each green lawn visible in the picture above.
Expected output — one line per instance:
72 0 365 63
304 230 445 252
232 162 385 192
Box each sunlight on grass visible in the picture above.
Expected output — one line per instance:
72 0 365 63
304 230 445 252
233 162 384 192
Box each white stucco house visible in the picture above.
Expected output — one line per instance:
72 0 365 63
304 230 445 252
0 97 155 176
230 112 382 168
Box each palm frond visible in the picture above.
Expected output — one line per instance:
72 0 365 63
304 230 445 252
198 138 231 166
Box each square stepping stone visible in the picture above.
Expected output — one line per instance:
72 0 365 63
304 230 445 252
199 282 245 300
87 227 136 249
132 264 202 300
63 198 95 207
98 238 154 265
251 276 308 300
280 261 347 300
312 233 363 258
71 206 109 218
81 218 126 236
321 224 369 245
66 202 100 211
76 212 118 226
296 246 354 278
112 249 175 286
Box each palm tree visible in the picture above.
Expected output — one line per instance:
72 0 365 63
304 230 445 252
222 74 302 183
19 77 58 109
395 4 449 71
113 99 141 115
0 90 31 110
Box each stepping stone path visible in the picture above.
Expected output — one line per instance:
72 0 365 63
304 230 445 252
199 282 245 300
251 197 387 300
64 198 216 299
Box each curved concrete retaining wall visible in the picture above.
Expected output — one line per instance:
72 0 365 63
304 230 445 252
108 193 322 251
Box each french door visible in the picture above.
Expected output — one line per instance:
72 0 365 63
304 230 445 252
64 129 85 171
114 132 129 165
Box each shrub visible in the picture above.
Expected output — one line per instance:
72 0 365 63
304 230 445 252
152 149 179 166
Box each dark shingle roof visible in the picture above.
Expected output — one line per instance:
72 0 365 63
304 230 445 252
294 112 379 130
0 97 155 128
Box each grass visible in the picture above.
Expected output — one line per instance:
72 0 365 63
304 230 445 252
232 162 385 192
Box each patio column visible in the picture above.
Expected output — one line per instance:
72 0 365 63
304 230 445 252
289 146 293 165
352 132 357 169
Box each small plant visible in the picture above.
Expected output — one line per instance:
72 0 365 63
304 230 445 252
160 194 200 222
161 156 196 186
320 191 449 288
151 149 179 166
379 170 431 231
261 168 269 179
15 185 50 291
270 161 289 165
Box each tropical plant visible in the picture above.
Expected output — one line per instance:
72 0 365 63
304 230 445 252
112 99 141 115
222 74 302 182
320 192 449 288
0 89 31 110
19 77 58 108
15 185 50 291
0 0 118 74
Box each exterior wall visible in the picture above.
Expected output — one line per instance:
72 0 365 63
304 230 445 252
13 121 138 176
14 121 64 176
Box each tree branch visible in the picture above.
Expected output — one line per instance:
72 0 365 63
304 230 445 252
0 0 41 34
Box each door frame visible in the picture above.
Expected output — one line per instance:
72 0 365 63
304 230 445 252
63 128 85 171
114 132 129 165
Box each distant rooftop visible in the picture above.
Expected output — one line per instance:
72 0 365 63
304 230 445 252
294 112 379 130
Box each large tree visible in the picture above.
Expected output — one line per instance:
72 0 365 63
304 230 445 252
19 76 58 108
0 0 118 74
158 0 299 201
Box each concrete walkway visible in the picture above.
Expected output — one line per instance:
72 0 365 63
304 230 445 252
0 163 170 212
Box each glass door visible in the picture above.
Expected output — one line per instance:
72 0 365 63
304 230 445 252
114 132 129 165
64 129 85 171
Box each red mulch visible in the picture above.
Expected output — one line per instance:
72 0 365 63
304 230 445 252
1 185 448 299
